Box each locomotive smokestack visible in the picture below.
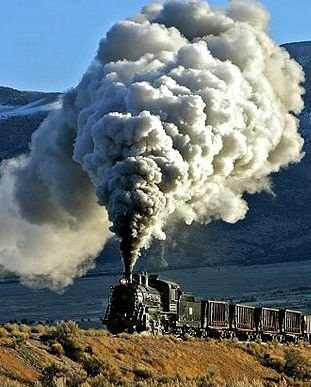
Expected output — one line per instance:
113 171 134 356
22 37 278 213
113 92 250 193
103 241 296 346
119 215 137 282
123 255 133 283
124 269 133 284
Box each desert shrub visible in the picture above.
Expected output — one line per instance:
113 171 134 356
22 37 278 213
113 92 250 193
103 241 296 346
262 353 285 372
84 328 111 338
2 328 30 345
41 321 79 340
41 321 84 361
134 367 155 380
137 367 218 387
19 324 31 334
197 366 218 387
99 360 123 384
11 330 29 340
53 321 80 340
192 372 218 387
283 349 311 380
0 337 17 348
243 342 266 360
225 379 265 387
0 323 30 342
0 375 24 387
226 338 239 348
87 373 124 386
62 335 84 361
267 340 281 350
40 363 87 387
40 364 65 386
50 342 65 356
84 370 218 387
81 355 103 377
87 374 217 387
0 327 8 338
65 369 88 387
3 323 19 333
40 326 57 342
156 372 218 387
31 324 46 334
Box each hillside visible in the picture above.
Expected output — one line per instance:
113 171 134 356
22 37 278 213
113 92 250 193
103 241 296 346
1 322 311 386
0 87 61 161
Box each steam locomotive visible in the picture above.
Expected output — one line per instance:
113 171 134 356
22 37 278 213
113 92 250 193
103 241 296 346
104 272 311 342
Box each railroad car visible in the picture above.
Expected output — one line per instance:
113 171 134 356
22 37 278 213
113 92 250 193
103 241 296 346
230 304 256 340
255 307 280 340
302 315 311 342
279 309 302 342
178 293 202 334
202 300 230 338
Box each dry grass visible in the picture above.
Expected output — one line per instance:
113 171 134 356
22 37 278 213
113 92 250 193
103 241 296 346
0 323 310 386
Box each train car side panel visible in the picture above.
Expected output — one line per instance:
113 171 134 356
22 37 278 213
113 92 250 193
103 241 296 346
280 309 302 336
303 315 311 334
178 294 201 328
255 307 279 335
203 300 229 330
230 304 256 331
303 315 311 341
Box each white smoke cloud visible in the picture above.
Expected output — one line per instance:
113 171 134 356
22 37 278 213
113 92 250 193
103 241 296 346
0 99 110 290
0 0 305 286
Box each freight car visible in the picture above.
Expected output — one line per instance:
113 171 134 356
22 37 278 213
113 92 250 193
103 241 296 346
104 272 311 342
255 307 280 341
202 300 230 338
303 315 311 341
230 304 256 340
280 309 302 341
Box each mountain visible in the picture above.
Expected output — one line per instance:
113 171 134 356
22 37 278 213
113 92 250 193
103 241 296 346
0 87 61 161
0 42 310 271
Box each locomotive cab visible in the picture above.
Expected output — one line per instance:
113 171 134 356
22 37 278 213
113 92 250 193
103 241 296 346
148 274 180 314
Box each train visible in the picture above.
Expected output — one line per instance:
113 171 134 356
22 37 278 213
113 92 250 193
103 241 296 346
104 272 311 342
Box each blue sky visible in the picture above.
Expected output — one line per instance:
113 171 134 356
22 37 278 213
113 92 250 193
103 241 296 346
0 0 310 92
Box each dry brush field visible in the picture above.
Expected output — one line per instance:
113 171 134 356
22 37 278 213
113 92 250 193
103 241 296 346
0 322 310 386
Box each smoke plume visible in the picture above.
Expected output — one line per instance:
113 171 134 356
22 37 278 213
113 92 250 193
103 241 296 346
0 0 305 287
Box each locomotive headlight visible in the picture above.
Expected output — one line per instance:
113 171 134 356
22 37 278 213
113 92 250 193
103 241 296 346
120 277 127 285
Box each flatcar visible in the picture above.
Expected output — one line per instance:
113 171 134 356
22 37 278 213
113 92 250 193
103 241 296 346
104 272 311 342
